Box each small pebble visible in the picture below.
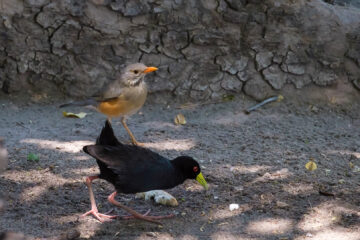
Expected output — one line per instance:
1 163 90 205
229 203 239 211
306 232 313 238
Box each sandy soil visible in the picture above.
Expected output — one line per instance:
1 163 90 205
0 85 360 240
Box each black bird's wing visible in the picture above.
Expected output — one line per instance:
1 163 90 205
83 144 178 193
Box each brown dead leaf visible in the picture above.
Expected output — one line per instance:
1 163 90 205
62 111 87 119
305 160 317 171
349 162 354 169
174 114 186 125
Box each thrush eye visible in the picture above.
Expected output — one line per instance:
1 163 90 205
193 166 198 172
133 70 139 74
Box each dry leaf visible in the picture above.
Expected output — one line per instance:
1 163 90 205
174 113 186 125
62 111 87 119
329 97 337 104
305 160 317 171
349 162 354 169
277 95 284 102
200 223 206 232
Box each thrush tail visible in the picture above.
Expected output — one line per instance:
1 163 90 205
59 99 98 108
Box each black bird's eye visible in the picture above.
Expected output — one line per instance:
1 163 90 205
133 70 139 74
193 166 198 172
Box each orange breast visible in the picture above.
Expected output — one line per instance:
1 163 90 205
97 83 147 118
98 97 145 118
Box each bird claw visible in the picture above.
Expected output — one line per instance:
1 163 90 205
81 208 118 222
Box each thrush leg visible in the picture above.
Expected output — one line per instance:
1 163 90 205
108 192 174 224
82 176 118 222
121 117 144 146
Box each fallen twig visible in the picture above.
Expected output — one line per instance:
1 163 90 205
244 95 284 114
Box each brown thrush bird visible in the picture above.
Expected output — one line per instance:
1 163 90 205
60 63 158 146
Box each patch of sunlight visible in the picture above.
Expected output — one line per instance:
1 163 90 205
135 233 174 239
246 218 293 235
211 112 249 126
252 168 292 183
74 155 91 160
211 231 256 240
209 204 251 220
69 166 98 175
180 235 198 240
20 185 48 202
142 121 179 129
282 182 315 195
143 139 196 151
182 179 208 192
2 169 67 183
76 219 102 239
52 214 80 225
297 201 357 232
326 149 360 159
230 165 271 174
294 228 360 240
21 139 93 153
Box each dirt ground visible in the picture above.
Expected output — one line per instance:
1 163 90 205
0 84 360 240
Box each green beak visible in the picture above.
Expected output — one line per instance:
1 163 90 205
196 172 209 190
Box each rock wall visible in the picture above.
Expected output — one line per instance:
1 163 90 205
0 0 359 101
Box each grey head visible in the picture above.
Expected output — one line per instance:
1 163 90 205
120 63 158 87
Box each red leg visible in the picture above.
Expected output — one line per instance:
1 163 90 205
107 192 174 224
81 176 118 222
122 209 151 220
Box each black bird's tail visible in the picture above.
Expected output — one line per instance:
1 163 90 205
59 99 98 108
96 120 122 146
82 120 122 159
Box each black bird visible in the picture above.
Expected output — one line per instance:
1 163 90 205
82 120 208 224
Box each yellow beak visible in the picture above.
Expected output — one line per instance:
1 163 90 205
143 66 158 73
196 172 209 190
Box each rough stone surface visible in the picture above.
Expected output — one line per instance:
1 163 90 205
0 0 359 101
353 78 360 90
280 51 307 75
255 52 273 71
243 73 273 101
262 64 287 90
216 55 249 75
313 69 338 86
221 74 243 92
288 74 312 89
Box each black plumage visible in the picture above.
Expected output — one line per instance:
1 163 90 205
81 120 208 223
